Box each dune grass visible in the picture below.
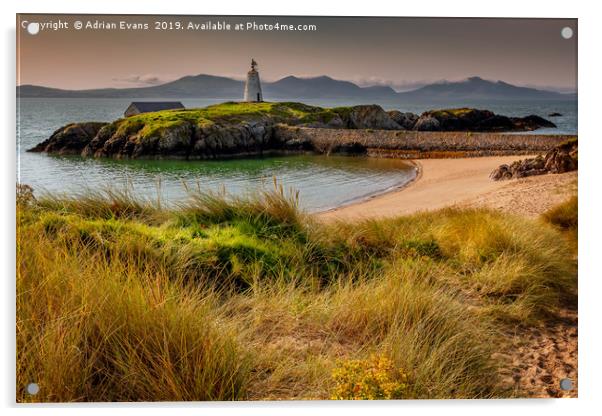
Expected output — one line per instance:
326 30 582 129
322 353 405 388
16 184 577 401
543 195 578 232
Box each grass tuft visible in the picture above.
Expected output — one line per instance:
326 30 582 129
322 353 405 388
35 184 163 223
177 178 303 232
16 185 577 401
542 196 577 231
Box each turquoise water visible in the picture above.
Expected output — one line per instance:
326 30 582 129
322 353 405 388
17 98 419 212
17 97 575 211
19 153 415 212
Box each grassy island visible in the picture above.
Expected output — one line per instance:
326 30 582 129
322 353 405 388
113 101 348 141
29 101 567 160
17 183 577 401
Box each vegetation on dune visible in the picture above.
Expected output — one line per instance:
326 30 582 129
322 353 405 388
542 195 578 248
543 195 577 231
16 183 577 402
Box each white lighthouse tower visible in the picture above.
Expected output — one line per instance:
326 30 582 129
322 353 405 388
243 59 263 102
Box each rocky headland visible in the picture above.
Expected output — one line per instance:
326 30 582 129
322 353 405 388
29 102 562 159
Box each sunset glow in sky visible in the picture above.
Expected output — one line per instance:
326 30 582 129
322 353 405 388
17 15 577 92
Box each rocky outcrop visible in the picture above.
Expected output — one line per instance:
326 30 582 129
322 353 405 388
80 119 277 159
543 140 579 172
413 108 556 132
29 122 107 155
414 109 493 131
510 115 556 131
490 139 577 180
413 115 441 131
189 121 277 158
339 105 401 130
471 115 515 132
28 102 562 160
388 111 419 130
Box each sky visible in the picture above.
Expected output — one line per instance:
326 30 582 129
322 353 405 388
16 15 577 92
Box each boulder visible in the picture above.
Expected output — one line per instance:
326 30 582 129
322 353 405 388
490 139 577 180
413 115 441 131
387 111 419 130
544 141 578 173
343 105 401 130
489 164 513 181
414 108 496 131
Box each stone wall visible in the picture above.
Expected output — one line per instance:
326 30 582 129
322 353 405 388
276 125 575 159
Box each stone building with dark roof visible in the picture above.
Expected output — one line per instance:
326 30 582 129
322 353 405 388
124 101 185 117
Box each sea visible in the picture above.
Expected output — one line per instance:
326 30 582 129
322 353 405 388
16 97 577 212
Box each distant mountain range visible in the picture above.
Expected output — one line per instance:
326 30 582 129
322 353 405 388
17 75 575 102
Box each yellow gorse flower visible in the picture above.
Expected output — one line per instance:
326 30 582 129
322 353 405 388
330 354 408 400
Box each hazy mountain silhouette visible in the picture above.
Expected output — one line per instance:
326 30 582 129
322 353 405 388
396 76 573 102
17 74 574 101
17 74 243 99
263 75 397 99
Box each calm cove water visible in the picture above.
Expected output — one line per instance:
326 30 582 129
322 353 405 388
17 97 576 212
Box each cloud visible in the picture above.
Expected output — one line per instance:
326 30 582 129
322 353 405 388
261 73 443 91
350 76 451 92
112 74 168 87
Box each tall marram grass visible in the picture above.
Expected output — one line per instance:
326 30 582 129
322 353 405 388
325 261 501 398
17 224 249 402
178 178 303 230
542 196 578 231
320 208 576 322
16 184 577 401
542 195 578 249
35 184 163 223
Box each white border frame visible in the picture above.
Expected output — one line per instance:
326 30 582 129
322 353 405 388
3 1 601 415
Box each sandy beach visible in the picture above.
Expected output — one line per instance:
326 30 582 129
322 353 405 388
317 155 578 398
318 155 577 222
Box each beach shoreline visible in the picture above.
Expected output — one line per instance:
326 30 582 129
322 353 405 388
315 159 422 214
317 155 577 222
